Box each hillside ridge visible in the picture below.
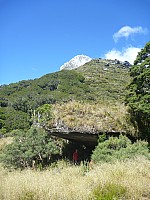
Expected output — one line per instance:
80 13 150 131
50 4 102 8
0 57 132 137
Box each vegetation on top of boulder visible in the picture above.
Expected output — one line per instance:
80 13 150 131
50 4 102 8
48 101 136 135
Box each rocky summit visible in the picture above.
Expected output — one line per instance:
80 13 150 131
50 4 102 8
60 55 92 70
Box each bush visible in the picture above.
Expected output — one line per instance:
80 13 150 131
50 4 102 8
91 134 150 163
0 128 61 169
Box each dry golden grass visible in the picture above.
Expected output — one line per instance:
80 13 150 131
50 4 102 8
0 157 150 200
0 137 13 151
50 101 137 134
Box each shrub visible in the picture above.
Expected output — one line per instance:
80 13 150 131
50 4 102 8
91 134 150 163
0 128 61 169
114 140 150 160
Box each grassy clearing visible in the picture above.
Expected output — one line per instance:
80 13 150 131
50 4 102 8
50 101 136 134
0 157 150 200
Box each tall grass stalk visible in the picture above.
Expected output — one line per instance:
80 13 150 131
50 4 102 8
0 156 150 200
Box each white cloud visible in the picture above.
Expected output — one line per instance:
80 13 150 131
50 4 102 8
113 26 148 42
104 47 141 64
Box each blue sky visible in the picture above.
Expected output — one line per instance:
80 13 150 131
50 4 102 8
0 0 150 85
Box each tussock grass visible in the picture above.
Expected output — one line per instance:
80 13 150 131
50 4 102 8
0 137 13 151
51 101 136 134
0 157 150 200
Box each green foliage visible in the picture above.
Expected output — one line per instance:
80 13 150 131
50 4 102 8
0 70 91 132
0 107 31 134
0 128 61 169
98 133 107 143
33 104 53 126
0 108 6 129
0 60 131 134
91 135 150 163
76 59 131 103
126 41 150 139
19 191 38 200
91 183 127 200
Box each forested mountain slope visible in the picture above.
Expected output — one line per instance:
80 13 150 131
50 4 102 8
0 58 131 134
76 58 131 102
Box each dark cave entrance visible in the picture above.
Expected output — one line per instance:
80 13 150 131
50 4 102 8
62 140 97 163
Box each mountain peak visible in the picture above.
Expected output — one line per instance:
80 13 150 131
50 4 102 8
60 55 92 70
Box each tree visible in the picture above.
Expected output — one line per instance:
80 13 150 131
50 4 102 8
126 42 150 140
0 128 61 169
